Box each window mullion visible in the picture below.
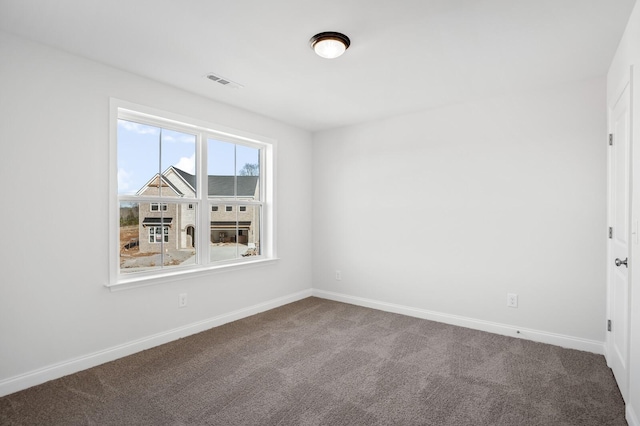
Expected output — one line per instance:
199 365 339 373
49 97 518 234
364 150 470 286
198 131 209 266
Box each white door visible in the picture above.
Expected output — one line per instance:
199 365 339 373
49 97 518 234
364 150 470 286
608 81 631 402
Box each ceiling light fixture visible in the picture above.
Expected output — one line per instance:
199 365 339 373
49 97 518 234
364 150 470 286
310 32 350 59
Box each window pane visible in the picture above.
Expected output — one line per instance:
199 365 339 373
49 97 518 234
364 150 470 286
236 143 259 174
207 139 260 201
209 203 260 263
207 139 235 175
237 145 260 202
117 120 160 196
160 129 197 198
118 119 197 198
208 139 235 201
240 205 261 257
210 203 238 262
120 202 196 273
120 200 140 250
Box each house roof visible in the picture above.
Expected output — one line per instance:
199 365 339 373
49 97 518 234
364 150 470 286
172 167 258 197
135 174 183 197
211 221 252 227
142 217 173 226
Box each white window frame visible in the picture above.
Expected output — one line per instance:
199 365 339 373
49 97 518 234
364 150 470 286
108 99 276 290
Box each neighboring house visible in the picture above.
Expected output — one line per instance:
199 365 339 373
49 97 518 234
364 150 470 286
136 166 260 254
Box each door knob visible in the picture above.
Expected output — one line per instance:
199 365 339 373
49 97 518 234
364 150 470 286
615 258 628 268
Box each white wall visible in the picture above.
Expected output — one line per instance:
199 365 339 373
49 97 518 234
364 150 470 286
312 78 607 344
0 31 313 394
608 1 640 424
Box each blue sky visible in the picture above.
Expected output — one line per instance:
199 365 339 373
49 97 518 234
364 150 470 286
117 119 259 195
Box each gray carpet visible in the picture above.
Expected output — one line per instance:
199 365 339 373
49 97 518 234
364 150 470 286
0 297 626 425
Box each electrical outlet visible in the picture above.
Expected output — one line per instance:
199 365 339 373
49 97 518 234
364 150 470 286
179 293 187 308
507 293 518 308
335 270 342 281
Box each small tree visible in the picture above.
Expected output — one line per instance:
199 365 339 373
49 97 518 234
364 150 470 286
120 209 138 226
238 163 259 176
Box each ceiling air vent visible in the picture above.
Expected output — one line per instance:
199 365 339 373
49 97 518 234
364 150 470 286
205 73 244 89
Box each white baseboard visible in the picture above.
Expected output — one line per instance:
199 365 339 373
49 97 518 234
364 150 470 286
603 337 612 367
629 404 639 426
0 287 609 398
0 289 313 398
312 289 606 355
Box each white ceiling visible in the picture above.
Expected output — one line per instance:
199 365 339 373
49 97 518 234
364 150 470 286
0 0 636 132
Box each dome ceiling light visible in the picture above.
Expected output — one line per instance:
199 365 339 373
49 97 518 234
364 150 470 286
309 32 351 59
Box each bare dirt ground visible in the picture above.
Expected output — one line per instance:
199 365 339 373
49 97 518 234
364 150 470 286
120 226 141 257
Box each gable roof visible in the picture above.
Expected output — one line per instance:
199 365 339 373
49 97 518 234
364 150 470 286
135 174 183 197
171 167 258 197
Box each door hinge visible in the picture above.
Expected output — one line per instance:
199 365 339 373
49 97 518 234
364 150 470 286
609 227 613 239
609 134 613 146
608 319 612 332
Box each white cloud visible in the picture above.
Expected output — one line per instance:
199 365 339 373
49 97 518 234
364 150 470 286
163 133 196 144
174 154 196 174
118 121 195 143
118 120 159 135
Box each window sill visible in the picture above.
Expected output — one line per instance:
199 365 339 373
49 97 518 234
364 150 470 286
106 257 279 292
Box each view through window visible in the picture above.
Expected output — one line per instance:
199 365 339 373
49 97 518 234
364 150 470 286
114 107 268 284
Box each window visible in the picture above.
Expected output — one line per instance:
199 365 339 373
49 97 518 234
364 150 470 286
151 203 168 211
149 226 169 243
111 100 274 287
